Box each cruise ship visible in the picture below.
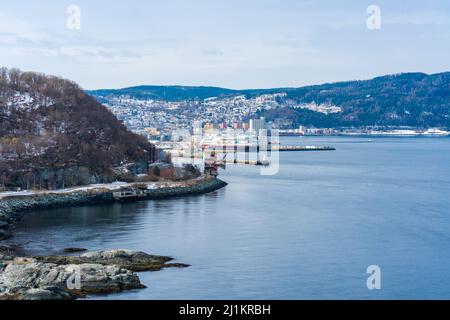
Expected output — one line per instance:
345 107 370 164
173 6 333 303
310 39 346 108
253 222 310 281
421 128 450 136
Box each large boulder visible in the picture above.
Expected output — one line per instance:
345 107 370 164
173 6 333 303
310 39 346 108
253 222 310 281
36 249 189 272
0 257 144 300
6 288 72 300
0 249 188 300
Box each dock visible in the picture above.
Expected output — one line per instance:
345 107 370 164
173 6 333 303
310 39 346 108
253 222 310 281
170 145 335 158
217 159 270 166
198 145 336 152
273 146 336 152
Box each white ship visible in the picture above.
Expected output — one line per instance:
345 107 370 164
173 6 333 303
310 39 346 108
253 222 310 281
421 128 450 136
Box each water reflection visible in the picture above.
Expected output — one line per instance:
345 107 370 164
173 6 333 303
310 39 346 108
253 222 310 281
5 136 450 299
8 194 214 255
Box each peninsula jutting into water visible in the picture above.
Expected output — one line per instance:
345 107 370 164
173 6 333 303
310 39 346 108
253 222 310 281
2 136 450 300
0 68 230 299
0 172 227 299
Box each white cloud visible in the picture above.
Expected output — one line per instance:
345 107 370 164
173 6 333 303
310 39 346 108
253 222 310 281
1 1 449 89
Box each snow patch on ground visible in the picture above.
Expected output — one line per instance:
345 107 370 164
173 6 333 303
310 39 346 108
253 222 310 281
293 102 342 114
3 91 55 111
0 177 207 199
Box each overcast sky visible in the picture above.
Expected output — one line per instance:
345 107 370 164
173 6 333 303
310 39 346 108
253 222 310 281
1 0 450 89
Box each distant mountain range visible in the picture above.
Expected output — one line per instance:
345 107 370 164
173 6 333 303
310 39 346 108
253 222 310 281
91 86 237 102
90 72 450 129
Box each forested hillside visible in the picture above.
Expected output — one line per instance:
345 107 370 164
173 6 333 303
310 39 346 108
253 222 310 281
0 68 157 190
91 72 450 129
266 72 450 128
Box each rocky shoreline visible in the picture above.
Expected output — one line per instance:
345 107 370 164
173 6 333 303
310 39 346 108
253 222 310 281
0 176 227 300
0 250 189 300
0 176 227 241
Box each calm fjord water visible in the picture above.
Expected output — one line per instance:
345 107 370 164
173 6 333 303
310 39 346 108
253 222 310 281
8 137 450 299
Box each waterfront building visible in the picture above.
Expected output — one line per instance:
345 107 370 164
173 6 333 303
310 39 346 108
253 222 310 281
298 126 305 135
204 123 215 133
193 121 203 135
171 129 191 142
250 118 267 133
144 127 159 136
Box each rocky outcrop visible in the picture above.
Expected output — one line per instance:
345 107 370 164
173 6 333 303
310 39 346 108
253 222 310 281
35 249 190 272
0 258 143 300
0 250 187 300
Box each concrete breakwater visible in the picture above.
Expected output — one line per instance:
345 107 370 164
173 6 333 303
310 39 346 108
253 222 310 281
0 176 227 241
